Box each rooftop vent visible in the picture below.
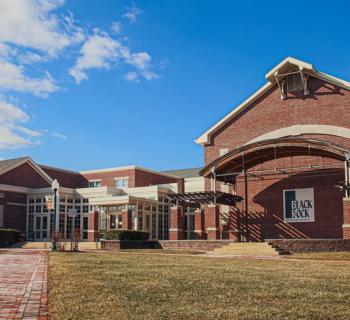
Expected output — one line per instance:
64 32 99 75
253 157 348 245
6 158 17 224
286 72 304 92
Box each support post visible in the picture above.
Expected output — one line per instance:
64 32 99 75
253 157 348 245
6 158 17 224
170 206 183 240
244 171 249 242
88 211 99 242
194 208 205 239
122 207 132 230
205 204 220 240
343 198 350 239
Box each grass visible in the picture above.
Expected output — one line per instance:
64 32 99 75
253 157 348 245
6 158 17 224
49 252 350 320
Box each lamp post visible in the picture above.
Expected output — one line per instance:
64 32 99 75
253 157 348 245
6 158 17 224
51 179 59 251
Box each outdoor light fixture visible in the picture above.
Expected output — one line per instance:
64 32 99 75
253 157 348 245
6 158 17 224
51 179 59 251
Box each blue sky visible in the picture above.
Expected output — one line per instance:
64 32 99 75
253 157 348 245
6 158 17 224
1 0 350 171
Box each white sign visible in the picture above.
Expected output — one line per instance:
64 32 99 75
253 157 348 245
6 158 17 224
283 188 315 222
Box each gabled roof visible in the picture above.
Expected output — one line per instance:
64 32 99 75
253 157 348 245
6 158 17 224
195 57 350 145
163 167 202 178
0 157 53 185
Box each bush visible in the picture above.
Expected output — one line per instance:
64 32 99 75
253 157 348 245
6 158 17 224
105 230 150 241
0 228 22 245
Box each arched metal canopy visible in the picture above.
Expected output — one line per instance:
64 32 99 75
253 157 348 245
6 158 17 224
200 137 350 179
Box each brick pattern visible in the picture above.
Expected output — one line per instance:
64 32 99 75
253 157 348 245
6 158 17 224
269 239 350 253
202 77 350 240
0 249 48 319
88 211 99 242
194 209 205 239
40 166 89 188
343 198 350 239
205 205 220 240
205 77 350 164
122 209 132 230
0 163 49 188
82 168 177 189
169 207 184 240
1 191 27 231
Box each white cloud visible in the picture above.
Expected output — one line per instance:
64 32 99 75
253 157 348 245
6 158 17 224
70 32 158 83
69 34 119 83
0 0 82 57
111 21 122 34
123 4 141 23
0 60 58 97
0 100 40 150
52 132 67 140
18 52 48 65
124 71 139 82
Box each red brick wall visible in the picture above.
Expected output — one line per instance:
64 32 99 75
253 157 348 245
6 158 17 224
203 76 350 240
82 168 177 188
205 77 350 164
0 191 27 232
40 166 88 188
0 163 50 188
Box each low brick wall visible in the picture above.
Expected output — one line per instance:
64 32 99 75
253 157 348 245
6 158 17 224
101 240 160 251
101 240 236 251
158 240 234 251
268 239 350 253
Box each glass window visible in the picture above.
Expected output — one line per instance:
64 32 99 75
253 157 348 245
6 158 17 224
60 197 66 203
75 199 81 204
59 205 65 213
35 198 42 203
89 180 101 188
29 198 35 204
35 205 41 213
67 198 73 203
29 205 34 214
82 205 89 213
83 198 89 203
114 178 129 189
110 215 116 229
75 206 81 213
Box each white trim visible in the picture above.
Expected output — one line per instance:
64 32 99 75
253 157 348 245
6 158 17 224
342 224 350 228
0 183 29 193
247 125 350 144
195 57 350 145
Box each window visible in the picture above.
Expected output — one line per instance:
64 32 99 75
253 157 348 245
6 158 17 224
29 198 35 204
35 198 42 203
29 206 34 214
83 198 89 203
114 177 129 189
89 180 101 188
82 205 89 213
59 205 65 213
75 206 81 214
35 205 41 213
60 197 66 203
67 198 73 203
75 199 81 204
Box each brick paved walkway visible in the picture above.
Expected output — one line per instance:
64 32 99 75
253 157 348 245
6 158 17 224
0 249 48 320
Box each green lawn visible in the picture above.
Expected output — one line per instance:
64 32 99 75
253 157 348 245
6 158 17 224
49 252 350 320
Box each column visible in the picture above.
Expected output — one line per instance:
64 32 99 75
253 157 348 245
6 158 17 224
343 198 350 239
88 211 99 242
194 208 205 239
169 206 183 240
228 207 241 241
122 207 132 230
205 204 220 240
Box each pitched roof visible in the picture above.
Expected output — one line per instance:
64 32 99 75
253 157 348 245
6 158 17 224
0 156 53 184
0 157 30 173
163 167 202 178
195 57 350 145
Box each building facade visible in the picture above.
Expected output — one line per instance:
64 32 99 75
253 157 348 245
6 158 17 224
193 57 350 241
0 157 204 241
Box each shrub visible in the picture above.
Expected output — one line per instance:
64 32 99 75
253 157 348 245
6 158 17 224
0 228 22 245
105 230 150 241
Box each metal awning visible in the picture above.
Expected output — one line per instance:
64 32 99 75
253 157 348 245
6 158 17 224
169 191 243 206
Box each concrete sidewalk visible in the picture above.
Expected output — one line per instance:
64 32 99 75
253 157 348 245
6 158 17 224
0 249 48 319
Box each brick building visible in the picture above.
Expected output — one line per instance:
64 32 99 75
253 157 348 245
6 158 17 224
2 57 350 243
0 156 204 241
193 57 350 241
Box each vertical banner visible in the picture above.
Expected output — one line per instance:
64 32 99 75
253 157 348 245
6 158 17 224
283 188 315 222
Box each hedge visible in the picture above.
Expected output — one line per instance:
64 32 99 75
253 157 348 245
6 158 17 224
0 228 22 245
105 230 150 241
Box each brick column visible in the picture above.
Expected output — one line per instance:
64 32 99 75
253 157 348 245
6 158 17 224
170 206 183 240
88 211 99 242
122 209 132 230
228 208 241 241
205 204 220 240
343 198 350 239
194 208 205 239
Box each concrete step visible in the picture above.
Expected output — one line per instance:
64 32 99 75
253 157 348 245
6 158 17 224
210 242 285 256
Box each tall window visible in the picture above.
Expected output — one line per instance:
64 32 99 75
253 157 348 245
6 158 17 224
114 177 129 189
89 180 101 188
